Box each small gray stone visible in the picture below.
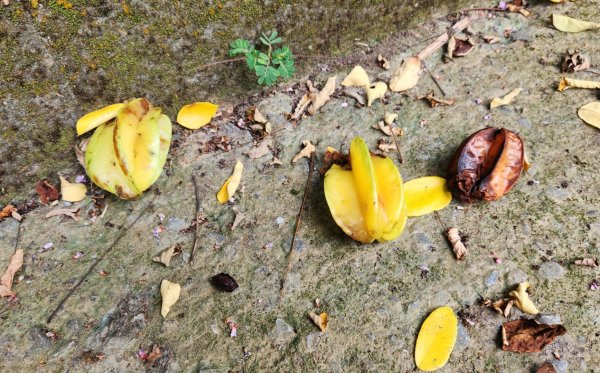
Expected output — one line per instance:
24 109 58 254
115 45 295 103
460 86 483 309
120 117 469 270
306 332 321 353
536 313 562 325
552 359 569 373
485 270 500 287
272 318 295 341
165 217 187 231
507 269 528 285
538 262 566 280
454 323 470 351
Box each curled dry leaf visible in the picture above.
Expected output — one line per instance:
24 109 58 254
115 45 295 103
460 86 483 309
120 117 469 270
36 179 60 204
60 176 87 202
217 161 244 203
507 4 531 17
160 279 181 318
553 14 600 33
574 257 598 267
577 102 600 130
249 107 271 133
231 206 244 231
490 88 522 109
292 140 316 163
177 102 219 129
509 282 539 315
341 65 370 87
0 205 19 222
403 176 452 217
445 36 476 61
366 82 388 107
153 245 179 267
377 139 397 152
0 249 24 297
501 318 566 353
377 54 390 70
558 77 600 91
420 91 456 108
320 146 348 175
562 50 590 73
389 56 422 92
485 297 514 317
308 312 328 332
244 137 274 159
446 227 467 260
342 89 366 106
415 306 457 371
373 121 403 137
292 77 337 119
45 207 80 221
384 113 397 125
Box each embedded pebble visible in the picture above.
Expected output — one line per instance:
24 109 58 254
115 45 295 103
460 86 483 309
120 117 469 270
276 217 285 227
552 360 569 373
507 269 528 285
538 262 566 280
165 217 186 231
454 323 470 351
536 313 562 325
485 270 500 287
272 318 295 341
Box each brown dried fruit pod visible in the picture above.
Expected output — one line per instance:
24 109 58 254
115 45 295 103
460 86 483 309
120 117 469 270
447 127 524 202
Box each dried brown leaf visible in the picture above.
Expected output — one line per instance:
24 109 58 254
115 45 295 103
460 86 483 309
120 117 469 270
0 249 24 297
153 245 180 267
244 137 274 159
483 35 501 44
342 89 365 106
507 4 531 17
501 318 566 353
373 121 403 137
574 257 598 267
231 207 245 231
377 139 397 152
292 140 316 163
562 50 590 73
485 298 514 317
36 179 60 204
292 77 337 119
446 36 476 61
45 207 80 221
420 91 456 108
0 205 18 222
320 147 348 175
146 346 162 364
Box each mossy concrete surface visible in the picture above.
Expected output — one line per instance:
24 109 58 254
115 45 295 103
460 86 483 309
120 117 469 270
0 0 469 205
1 1 600 372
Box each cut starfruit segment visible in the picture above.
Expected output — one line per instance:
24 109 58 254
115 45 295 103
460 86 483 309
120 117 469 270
349 137 381 239
130 107 161 191
404 176 452 217
114 98 151 177
76 103 124 136
147 114 173 187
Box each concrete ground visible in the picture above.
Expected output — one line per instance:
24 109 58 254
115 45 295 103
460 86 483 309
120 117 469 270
1 1 600 372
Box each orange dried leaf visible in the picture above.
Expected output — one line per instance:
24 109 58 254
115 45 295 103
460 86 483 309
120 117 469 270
0 249 24 297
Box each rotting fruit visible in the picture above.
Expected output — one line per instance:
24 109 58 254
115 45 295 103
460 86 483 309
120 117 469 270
324 137 408 243
447 127 524 203
78 98 172 199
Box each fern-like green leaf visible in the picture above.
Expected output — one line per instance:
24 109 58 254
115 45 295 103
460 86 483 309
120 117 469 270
229 39 251 56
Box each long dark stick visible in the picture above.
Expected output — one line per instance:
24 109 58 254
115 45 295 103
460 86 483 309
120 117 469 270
47 198 155 323
422 61 447 97
189 174 203 264
279 152 315 304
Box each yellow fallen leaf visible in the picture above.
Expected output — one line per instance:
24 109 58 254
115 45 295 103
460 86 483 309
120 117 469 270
366 82 388 107
509 282 539 315
559 76 600 91
490 88 522 109
0 249 24 297
292 140 316 163
553 14 600 33
308 312 328 332
160 279 181 318
177 102 219 129
403 176 452 217
415 306 457 371
341 65 370 87
59 176 87 202
217 161 243 203
389 56 421 92
578 102 600 129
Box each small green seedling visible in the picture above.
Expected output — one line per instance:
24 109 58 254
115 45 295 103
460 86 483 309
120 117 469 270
229 30 295 86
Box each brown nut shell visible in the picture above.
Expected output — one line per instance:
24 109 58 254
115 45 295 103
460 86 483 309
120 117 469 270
447 127 524 202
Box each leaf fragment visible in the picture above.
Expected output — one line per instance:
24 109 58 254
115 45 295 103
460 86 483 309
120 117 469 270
373 121 403 137
509 282 539 315
483 35 501 44
160 279 181 318
577 101 600 129
217 161 244 203
308 312 328 332
341 65 370 87
490 88 522 109
384 113 397 125
59 176 87 202
244 137 274 159
415 306 457 371
561 50 590 73
446 227 467 260
574 257 598 267
153 245 179 267
445 36 475 61
45 207 80 221
389 56 422 92
0 249 23 297
292 77 337 119
537 362 557 373
420 91 456 108
366 82 388 107
552 14 600 33
558 77 600 91
292 140 316 163
177 102 219 129
36 179 60 204
0 205 19 222
377 54 390 70
377 139 397 152
403 176 452 217
501 318 566 352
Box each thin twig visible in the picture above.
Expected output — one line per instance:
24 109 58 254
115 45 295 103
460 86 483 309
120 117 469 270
422 61 447 96
434 211 448 231
278 152 315 304
461 7 504 13
47 197 156 323
383 106 404 163
197 57 245 71
189 174 203 264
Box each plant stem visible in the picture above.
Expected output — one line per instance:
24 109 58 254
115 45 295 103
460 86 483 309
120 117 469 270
197 57 245 71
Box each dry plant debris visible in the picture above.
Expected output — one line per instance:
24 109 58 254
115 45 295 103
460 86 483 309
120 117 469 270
217 160 243 203
341 65 370 87
292 140 316 163
445 36 476 62
509 282 539 315
561 50 590 73
0 249 24 297
501 319 566 353
558 77 600 91
36 179 60 204
0 205 21 222
210 273 239 292
377 139 397 152
553 14 600 33
536 362 557 373
419 91 456 107
244 137 274 159
160 279 181 318
45 207 80 221
377 54 390 70
373 121 403 137
490 88 522 109
389 56 422 92
446 227 467 260
308 311 328 331
365 82 388 106
292 77 337 119
574 258 598 267
152 245 180 267
414 306 457 371
577 102 600 129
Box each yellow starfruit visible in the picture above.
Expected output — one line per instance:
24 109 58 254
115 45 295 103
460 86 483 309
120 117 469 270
76 103 124 136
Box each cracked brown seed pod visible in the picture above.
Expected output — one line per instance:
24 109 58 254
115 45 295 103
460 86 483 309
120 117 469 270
447 127 524 202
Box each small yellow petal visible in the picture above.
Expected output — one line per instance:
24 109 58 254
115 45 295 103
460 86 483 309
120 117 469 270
76 103 124 136
217 161 243 203
404 176 452 217
177 102 219 129
59 176 87 202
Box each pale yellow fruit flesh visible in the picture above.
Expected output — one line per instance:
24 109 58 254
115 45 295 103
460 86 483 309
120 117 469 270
114 98 150 176
378 202 407 242
147 114 173 187
76 103 124 136
131 107 161 191
177 102 219 129
404 176 452 217
349 137 381 238
324 165 373 243
85 122 140 199
371 155 404 230
415 306 458 371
